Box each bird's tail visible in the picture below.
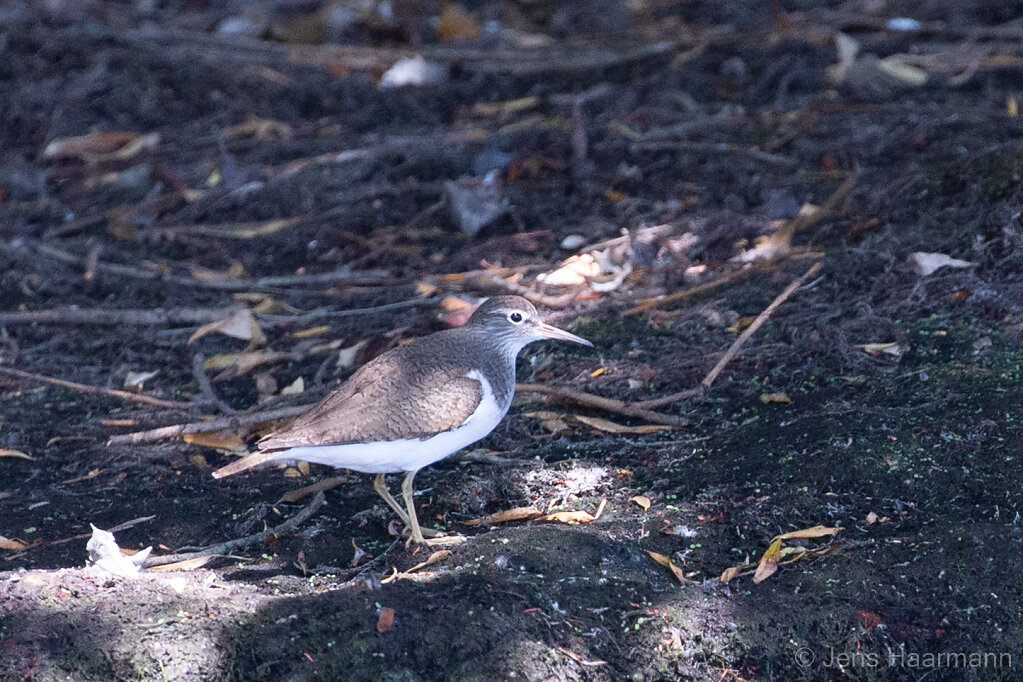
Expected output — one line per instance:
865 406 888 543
211 449 285 479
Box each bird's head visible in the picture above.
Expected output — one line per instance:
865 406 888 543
465 295 593 353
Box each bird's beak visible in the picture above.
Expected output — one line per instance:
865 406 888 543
536 322 593 347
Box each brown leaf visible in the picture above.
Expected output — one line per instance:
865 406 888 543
631 495 652 511
539 510 596 524
376 607 395 633
753 538 783 584
463 507 542 526
435 3 480 41
719 565 743 583
43 131 160 162
572 415 672 435
0 535 29 550
646 550 692 585
773 525 842 541
405 550 452 574
289 326 330 339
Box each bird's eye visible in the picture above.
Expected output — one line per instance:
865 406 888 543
508 311 524 324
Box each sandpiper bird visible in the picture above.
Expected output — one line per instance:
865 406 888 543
213 295 592 544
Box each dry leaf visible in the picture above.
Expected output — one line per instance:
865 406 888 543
0 535 29 550
646 550 692 585
856 342 907 357
148 555 214 572
281 377 305 395
463 507 542 526
123 370 159 390
182 432 246 451
865 511 879 525
908 252 975 276
572 415 672 435
43 131 160 162
719 565 743 583
435 3 480 41
759 392 792 404
631 495 652 511
0 449 34 461
189 309 266 346
774 525 842 541
349 538 368 568
336 339 369 369
752 538 783 583
289 326 330 339
376 607 395 633
539 510 596 524
406 549 452 574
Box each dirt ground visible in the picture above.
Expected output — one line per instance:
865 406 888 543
2 1 1023 680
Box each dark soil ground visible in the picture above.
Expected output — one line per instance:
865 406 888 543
3 1 1023 680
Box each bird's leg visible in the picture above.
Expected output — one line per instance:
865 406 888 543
375 473 441 538
373 473 411 525
400 470 427 544
400 470 466 546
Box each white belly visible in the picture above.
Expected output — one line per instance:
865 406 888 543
270 370 507 474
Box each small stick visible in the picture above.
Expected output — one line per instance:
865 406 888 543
515 383 687 427
632 261 821 409
106 404 309 446
12 239 390 291
0 366 193 411
191 353 236 415
0 306 239 326
260 296 439 324
625 271 745 315
143 491 325 567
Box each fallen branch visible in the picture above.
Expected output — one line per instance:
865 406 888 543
191 353 236 415
633 261 822 409
0 366 193 411
144 491 325 567
0 306 239 326
105 404 309 446
515 383 686 427
625 271 746 315
7 239 389 292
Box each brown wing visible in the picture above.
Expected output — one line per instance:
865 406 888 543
257 348 483 450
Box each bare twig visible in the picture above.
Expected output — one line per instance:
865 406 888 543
625 272 746 315
191 353 236 415
516 383 687 427
143 491 325 567
0 306 239 326
7 239 389 292
633 261 822 409
631 140 797 166
105 404 309 446
0 366 192 411
50 515 156 546
260 296 440 324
